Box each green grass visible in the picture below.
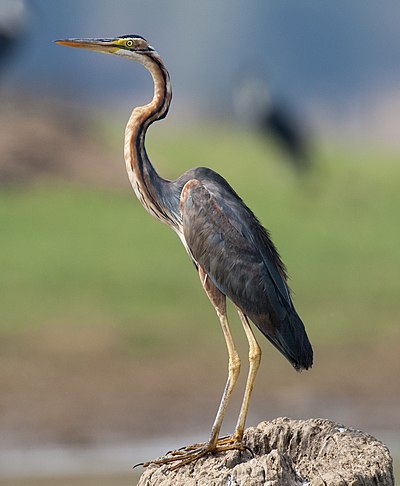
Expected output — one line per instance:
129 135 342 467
1 125 399 354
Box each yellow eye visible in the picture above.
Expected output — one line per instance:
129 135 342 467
126 40 134 47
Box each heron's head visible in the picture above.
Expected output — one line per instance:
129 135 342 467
55 35 155 62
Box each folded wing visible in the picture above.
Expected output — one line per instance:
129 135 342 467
180 178 313 371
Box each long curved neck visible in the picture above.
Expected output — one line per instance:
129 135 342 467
124 51 177 227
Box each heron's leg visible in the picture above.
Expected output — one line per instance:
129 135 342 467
142 268 243 470
232 307 261 442
198 267 241 447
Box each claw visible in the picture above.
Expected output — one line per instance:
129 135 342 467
141 435 249 471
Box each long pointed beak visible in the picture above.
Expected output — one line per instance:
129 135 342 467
55 38 119 54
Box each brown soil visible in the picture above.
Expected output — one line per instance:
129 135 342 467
0 323 399 449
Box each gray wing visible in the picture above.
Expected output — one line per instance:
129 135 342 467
180 178 313 370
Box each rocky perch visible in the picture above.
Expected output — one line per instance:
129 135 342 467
137 417 394 485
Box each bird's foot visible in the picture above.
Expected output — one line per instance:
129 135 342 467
141 435 249 471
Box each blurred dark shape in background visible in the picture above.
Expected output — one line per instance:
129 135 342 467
0 0 29 76
1 0 400 145
233 75 312 173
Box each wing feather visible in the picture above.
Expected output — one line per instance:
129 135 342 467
180 177 313 370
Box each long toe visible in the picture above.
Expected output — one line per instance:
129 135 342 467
142 443 214 470
142 437 248 471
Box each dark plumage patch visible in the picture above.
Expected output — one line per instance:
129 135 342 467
118 34 148 41
180 174 313 370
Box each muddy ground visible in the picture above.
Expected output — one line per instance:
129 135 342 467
1 323 399 449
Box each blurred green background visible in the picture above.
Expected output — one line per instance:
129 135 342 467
0 1 399 484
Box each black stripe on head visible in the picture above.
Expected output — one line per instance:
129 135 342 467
119 34 148 41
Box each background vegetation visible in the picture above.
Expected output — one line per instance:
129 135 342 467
2 125 399 347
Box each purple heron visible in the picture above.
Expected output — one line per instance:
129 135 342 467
56 35 313 469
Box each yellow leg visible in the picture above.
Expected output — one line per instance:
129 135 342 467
142 267 244 470
198 267 241 446
233 307 261 441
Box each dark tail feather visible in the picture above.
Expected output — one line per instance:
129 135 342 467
251 311 313 371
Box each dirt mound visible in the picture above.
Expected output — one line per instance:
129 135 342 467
139 418 394 485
